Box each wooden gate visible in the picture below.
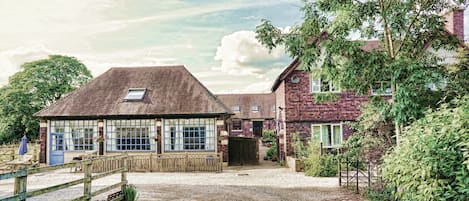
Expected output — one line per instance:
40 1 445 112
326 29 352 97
228 137 259 166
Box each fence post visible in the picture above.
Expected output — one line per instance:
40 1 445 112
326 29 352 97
121 153 128 192
368 161 371 189
83 160 92 201
14 167 27 201
320 142 323 156
338 149 341 186
356 157 359 194
346 156 349 188
149 153 153 172
184 152 188 172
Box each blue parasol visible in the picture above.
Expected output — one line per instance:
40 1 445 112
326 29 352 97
18 135 28 155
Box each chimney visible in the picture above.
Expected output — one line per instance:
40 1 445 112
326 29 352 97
445 9 465 41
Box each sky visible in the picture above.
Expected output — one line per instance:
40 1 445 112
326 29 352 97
0 0 303 93
0 1 467 93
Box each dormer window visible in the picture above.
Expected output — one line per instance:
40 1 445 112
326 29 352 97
233 105 240 112
251 105 259 112
125 88 146 100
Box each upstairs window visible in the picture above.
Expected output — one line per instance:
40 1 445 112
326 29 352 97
251 105 259 112
232 120 242 130
372 82 392 96
125 88 146 100
310 75 340 93
233 105 240 112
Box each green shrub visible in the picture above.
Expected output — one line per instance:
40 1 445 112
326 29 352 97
304 142 337 177
382 96 469 200
366 185 396 201
292 132 308 158
123 184 138 201
266 143 278 160
261 129 276 144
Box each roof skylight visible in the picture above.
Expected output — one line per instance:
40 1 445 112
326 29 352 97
125 88 146 100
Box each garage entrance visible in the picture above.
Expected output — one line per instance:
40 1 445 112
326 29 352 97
228 137 259 166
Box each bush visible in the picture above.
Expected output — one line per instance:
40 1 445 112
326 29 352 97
382 96 469 200
304 142 337 177
292 132 308 158
262 129 276 144
366 185 396 201
123 184 138 201
266 143 278 161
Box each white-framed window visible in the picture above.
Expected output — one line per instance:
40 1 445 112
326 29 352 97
251 105 259 112
310 75 340 93
163 118 216 152
125 88 146 100
106 119 156 151
371 82 392 96
50 120 98 151
311 123 342 147
233 105 240 112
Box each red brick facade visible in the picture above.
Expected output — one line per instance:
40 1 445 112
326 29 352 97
39 124 47 163
275 68 370 156
445 9 465 41
229 119 275 138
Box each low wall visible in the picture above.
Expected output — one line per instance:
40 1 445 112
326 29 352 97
286 156 305 172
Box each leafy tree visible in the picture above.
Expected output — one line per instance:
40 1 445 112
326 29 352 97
382 96 469 200
0 55 92 142
256 0 466 143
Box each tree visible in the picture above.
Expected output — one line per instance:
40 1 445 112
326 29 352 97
255 0 466 143
0 55 92 142
381 96 469 200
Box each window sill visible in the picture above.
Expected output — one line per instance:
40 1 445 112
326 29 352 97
310 91 341 94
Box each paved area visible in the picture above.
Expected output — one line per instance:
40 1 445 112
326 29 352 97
0 145 364 200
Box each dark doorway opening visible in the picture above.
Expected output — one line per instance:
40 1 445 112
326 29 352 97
253 121 263 137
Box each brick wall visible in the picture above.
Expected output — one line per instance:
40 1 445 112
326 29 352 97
445 9 465 41
228 119 275 138
284 70 368 122
39 124 47 163
217 117 229 162
281 70 370 156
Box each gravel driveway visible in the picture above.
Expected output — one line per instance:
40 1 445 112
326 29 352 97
0 165 363 201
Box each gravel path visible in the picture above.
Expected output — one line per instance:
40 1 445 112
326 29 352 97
0 166 364 201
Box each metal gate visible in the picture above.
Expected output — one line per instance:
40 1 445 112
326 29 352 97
228 137 259 166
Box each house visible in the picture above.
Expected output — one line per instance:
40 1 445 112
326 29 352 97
35 66 232 165
272 57 371 159
216 93 275 138
272 9 466 160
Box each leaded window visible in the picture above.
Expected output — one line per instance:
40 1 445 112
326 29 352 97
50 120 97 151
163 118 216 152
106 119 156 151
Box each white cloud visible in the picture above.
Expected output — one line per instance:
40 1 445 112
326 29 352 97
0 45 179 86
214 30 285 75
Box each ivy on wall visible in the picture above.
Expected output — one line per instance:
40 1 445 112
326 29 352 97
312 93 339 104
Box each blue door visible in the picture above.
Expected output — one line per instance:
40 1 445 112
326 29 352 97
50 133 64 165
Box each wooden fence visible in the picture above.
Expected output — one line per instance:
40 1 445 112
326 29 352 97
0 154 128 201
90 153 223 173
